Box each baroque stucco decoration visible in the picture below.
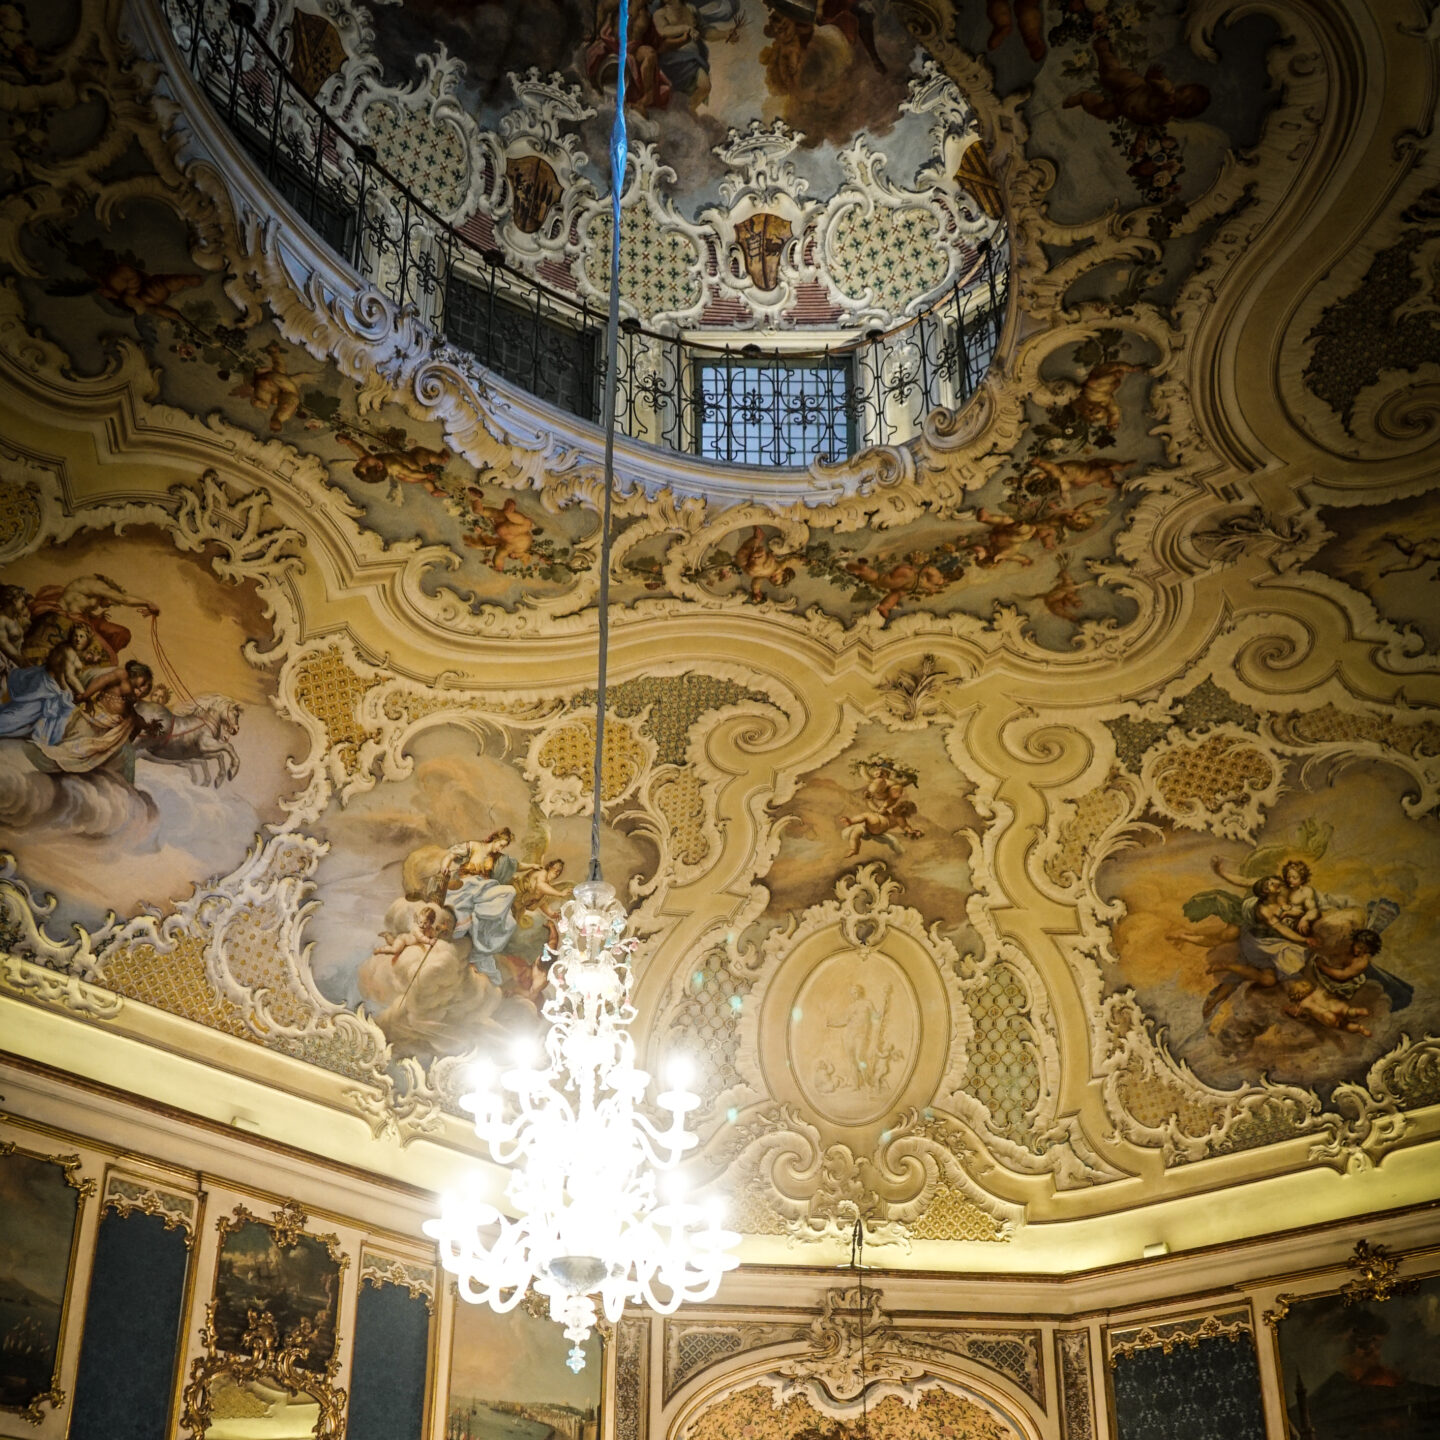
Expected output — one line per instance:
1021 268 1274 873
664 1284 1042 1440
0 0 1438 1261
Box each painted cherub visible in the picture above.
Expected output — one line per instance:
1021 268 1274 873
463 495 538 570
1211 855 1320 937
1064 37 1210 128
512 835 571 951
230 341 308 432
1041 564 1084 620
370 901 454 967
1024 457 1135 503
1033 497 1108 549
1072 361 1147 433
1276 858 1321 936
839 756 924 856
0 583 30 671
1283 977 1371 1036
733 525 803 603
337 432 451 497
844 552 949 621
90 250 203 323
1377 532 1440 578
967 508 1038 568
985 0 1045 62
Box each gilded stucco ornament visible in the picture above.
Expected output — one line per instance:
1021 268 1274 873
774 1286 930 1401
1106 1308 1252 1365
1264 1237 1422 1324
180 1305 348 1440
708 865 1028 1243
1 0 1439 1255
359 1251 437 1310
102 1172 198 1243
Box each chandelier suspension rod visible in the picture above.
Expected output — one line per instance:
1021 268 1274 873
426 0 739 1369
852 1216 870 1440
588 0 631 885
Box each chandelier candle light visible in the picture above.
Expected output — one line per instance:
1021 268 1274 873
424 0 740 1372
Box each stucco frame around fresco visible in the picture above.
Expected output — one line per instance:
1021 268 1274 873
0 0 1438 1265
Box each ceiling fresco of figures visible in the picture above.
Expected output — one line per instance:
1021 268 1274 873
1 0 1439 1258
236 0 1001 329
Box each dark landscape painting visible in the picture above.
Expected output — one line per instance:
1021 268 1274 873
0 1149 80 1412
1276 1273 1440 1439
212 1221 340 1373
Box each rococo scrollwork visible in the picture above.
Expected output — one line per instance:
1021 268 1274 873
180 1305 348 1439
0 0 1437 1261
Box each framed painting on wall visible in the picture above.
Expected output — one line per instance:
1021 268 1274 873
210 1208 344 1372
0 1140 93 1425
181 1201 350 1438
445 1292 602 1440
1271 1256 1440 1439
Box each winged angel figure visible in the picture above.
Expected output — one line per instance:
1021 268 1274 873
357 804 572 1061
1169 821 1413 1061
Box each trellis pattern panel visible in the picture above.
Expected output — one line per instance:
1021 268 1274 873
1109 1333 1265 1440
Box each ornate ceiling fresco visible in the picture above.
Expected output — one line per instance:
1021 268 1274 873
234 0 1002 331
1 0 1438 1270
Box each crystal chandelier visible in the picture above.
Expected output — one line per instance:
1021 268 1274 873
425 0 738 1371
427 880 738 1369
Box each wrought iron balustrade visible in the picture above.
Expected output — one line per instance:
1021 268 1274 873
160 0 1009 468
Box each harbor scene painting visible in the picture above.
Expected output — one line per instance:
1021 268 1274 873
447 1299 600 1440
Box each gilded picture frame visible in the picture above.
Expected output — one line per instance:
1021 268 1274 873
1266 1244 1440 1440
0 1137 95 1425
180 1199 349 1438
444 1286 605 1440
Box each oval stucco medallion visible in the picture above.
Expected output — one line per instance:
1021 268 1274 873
788 950 922 1128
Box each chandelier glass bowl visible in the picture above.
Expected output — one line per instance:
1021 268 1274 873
425 879 740 1370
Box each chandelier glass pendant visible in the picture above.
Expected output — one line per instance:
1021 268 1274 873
425 0 739 1372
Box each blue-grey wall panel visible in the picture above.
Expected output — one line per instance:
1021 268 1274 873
348 1280 430 1440
69 1210 189 1440
1111 1332 1266 1440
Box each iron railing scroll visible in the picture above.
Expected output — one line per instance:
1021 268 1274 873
160 0 1009 469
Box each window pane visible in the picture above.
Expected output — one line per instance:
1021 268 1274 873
446 277 598 423
695 359 852 467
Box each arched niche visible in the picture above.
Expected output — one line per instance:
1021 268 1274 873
663 1340 1046 1440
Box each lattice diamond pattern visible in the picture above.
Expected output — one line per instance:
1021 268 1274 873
673 960 750 1102
292 647 380 775
1152 736 1273 813
585 207 702 319
654 771 709 865
828 206 947 314
966 962 1042 1145
908 1183 1004 1242
536 716 646 801
101 933 253 1039
1047 784 1127 886
362 100 469 215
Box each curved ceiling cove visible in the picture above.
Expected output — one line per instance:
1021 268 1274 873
250 0 1002 330
0 0 1437 1284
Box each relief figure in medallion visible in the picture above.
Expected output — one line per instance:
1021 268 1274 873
814 982 898 1095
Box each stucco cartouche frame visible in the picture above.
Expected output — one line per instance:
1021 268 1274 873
0 0 1438 1275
